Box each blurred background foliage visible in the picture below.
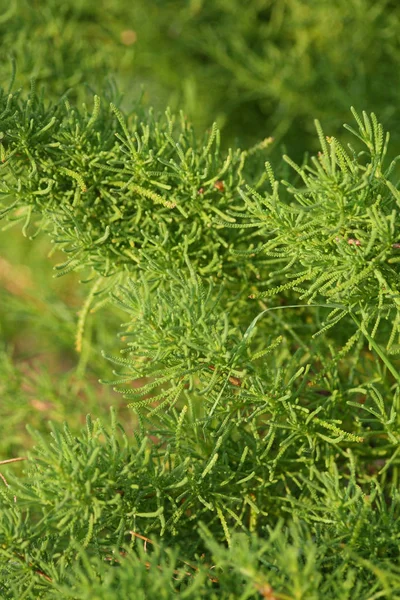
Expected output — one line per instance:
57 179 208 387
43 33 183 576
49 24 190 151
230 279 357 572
2 0 400 153
1 0 400 455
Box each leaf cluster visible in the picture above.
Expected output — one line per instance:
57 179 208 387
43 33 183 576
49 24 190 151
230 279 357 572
2 86 400 598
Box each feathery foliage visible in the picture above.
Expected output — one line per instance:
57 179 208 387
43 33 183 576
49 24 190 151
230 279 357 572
2 1 400 598
2 85 400 597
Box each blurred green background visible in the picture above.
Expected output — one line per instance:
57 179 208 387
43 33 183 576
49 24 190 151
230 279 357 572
3 0 400 153
1 0 400 456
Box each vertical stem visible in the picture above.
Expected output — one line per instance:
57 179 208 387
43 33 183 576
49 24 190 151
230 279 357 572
76 277 102 353
350 312 400 384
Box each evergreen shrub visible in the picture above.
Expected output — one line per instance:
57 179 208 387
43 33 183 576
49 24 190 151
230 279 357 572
1 1 400 598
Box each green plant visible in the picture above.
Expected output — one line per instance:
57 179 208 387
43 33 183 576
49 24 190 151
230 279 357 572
3 0 400 153
2 1 400 597
1 81 400 598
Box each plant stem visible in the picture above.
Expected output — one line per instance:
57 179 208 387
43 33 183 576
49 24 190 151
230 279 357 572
350 312 400 384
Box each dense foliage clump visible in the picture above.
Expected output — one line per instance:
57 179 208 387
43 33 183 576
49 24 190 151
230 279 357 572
1 1 400 598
